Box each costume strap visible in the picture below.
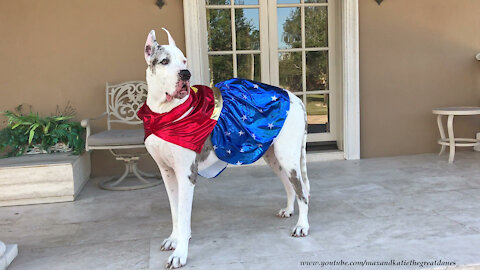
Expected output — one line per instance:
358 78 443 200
211 86 223 121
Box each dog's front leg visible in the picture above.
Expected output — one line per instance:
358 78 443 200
159 167 179 251
166 164 196 269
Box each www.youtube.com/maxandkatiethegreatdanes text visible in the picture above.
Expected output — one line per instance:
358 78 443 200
300 259 456 268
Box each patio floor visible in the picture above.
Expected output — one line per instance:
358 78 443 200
2 151 480 270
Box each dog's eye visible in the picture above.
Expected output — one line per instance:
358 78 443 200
160 58 169 65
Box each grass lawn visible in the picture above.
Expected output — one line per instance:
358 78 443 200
306 94 328 115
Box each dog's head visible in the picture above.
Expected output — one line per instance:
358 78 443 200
144 28 191 103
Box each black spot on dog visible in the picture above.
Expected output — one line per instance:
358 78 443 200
196 135 213 163
148 46 168 73
188 161 198 185
150 58 158 74
151 58 159 73
183 136 215 185
289 170 307 203
145 45 152 55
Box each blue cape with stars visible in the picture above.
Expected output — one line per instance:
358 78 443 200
211 78 290 166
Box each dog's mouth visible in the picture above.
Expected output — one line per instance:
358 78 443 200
176 81 189 99
165 81 190 102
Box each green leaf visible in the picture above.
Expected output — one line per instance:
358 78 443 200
54 116 72 121
28 130 35 144
28 123 40 144
44 122 51 134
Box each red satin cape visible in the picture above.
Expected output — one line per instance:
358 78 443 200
137 85 217 153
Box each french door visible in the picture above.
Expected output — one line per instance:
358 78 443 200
203 0 337 142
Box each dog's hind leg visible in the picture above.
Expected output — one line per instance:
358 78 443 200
272 145 310 237
296 121 311 237
264 146 295 218
270 92 310 237
268 144 310 236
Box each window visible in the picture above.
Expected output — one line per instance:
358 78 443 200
185 0 361 158
203 0 337 142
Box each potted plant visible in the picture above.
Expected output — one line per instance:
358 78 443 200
0 104 91 207
0 104 85 157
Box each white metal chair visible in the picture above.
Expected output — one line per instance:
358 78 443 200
81 81 161 190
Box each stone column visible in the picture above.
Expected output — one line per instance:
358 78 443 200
0 241 17 270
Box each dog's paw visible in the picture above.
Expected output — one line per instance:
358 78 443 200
291 225 309 237
166 252 187 269
161 238 177 251
277 208 294 218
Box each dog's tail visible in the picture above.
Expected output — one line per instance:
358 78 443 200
300 105 310 196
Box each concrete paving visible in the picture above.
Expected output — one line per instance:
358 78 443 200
1 152 480 269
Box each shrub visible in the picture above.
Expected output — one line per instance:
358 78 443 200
0 104 85 157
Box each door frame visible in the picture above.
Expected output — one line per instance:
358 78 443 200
183 0 360 160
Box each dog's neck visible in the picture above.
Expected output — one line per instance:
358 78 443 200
146 90 189 114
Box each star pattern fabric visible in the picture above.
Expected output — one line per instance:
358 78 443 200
211 78 290 165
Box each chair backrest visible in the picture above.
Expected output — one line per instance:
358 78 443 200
106 81 148 130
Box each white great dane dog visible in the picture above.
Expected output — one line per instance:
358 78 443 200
143 29 310 269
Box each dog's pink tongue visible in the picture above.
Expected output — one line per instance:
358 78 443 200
165 93 173 102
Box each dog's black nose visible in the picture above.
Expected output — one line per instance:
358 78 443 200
179 69 191 81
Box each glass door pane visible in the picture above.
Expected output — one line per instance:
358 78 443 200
235 8 260 50
206 9 232 51
278 52 302 92
237 54 261 81
205 1 262 87
277 7 301 49
306 94 329 133
208 55 233 83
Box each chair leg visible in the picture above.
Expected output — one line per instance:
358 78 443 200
99 155 162 191
137 168 157 178
108 161 131 187
132 163 156 184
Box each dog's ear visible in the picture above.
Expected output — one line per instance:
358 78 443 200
145 30 157 64
161 28 176 47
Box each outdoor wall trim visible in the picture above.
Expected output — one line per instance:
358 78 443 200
183 0 361 160
342 0 361 160
183 0 209 85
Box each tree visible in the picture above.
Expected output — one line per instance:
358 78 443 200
279 6 328 92
207 6 260 86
